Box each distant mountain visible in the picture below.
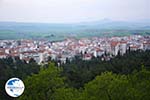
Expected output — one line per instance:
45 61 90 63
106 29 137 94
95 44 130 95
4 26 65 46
0 19 150 32
0 19 150 40
76 19 150 30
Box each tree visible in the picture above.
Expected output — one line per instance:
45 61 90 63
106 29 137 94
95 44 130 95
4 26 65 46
80 69 150 100
52 88 80 100
18 63 65 100
80 72 129 100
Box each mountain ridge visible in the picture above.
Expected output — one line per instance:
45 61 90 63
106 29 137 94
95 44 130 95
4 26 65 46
0 19 149 40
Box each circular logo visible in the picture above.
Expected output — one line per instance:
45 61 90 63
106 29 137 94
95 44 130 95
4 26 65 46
5 78 25 97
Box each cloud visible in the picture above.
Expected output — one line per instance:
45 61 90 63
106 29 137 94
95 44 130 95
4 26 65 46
0 0 149 23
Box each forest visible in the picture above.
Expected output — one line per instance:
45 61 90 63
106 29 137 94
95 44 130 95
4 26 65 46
0 50 150 100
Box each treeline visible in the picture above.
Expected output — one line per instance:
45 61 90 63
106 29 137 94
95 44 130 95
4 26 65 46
0 57 40 100
18 63 150 100
18 50 150 100
0 50 150 100
62 50 150 88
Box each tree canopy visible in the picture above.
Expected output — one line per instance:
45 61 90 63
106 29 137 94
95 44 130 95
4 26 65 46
0 50 150 100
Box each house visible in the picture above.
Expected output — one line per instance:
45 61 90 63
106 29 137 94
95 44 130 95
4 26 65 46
110 41 120 56
143 42 150 50
130 45 139 51
93 48 105 57
22 57 31 63
83 53 92 60
97 48 104 57
119 41 127 55
0 52 7 58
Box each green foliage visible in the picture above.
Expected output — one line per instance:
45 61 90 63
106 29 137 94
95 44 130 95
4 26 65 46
52 88 80 100
80 69 150 100
18 63 150 100
1 51 150 100
80 72 128 100
62 50 150 88
18 63 65 100
0 21 150 40
0 57 40 100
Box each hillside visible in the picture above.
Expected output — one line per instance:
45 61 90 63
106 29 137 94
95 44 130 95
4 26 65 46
0 20 150 40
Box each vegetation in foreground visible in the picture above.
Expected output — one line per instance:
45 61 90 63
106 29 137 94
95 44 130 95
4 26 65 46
0 50 150 100
18 63 150 100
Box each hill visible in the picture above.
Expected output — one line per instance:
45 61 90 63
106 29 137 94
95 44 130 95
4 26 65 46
0 19 150 40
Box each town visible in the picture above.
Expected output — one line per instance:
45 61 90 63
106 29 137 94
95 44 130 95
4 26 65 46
0 35 150 65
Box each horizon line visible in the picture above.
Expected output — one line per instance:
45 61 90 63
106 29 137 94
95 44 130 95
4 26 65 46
0 18 150 24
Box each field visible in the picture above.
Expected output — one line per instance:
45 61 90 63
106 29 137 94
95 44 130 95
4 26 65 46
0 20 150 41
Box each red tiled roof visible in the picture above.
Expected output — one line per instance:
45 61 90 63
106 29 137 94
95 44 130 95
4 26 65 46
83 54 92 58
111 41 119 47
9 52 19 57
0 48 5 52
38 50 45 53
22 57 31 61
0 52 6 56
143 42 150 44
22 51 37 54
95 48 104 52
130 45 139 48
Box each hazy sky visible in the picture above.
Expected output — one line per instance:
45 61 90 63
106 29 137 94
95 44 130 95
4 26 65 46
0 0 149 23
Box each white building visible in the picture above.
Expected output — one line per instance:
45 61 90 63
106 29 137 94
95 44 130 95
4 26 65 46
143 42 150 50
119 42 127 55
111 41 120 56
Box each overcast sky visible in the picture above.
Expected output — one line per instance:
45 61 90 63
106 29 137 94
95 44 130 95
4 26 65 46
0 0 149 23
